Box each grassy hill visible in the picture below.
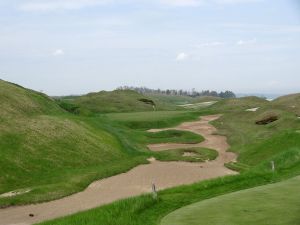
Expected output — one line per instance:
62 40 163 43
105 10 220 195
210 96 269 112
68 90 177 114
0 80 205 207
0 80 150 206
209 94 300 170
272 93 300 115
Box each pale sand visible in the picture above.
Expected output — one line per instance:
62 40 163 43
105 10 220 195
0 115 237 225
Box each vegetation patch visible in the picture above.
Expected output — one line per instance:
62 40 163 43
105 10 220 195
105 111 203 129
154 147 218 162
145 130 204 144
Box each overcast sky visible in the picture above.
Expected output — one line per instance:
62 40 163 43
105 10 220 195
0 0 300 95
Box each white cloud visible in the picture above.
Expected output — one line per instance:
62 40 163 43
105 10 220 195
196 41 224 47
237 38 257 46
52 49 65 56
176 52 189 61
19 0 112 12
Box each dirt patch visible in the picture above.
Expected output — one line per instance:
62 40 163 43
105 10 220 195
0 115 237 225
255 115 278 125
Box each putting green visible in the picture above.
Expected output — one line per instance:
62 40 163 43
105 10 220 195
161 176 300 225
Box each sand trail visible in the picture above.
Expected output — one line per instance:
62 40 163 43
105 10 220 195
0 115 237 225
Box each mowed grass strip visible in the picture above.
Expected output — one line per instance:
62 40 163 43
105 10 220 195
161 175 300 225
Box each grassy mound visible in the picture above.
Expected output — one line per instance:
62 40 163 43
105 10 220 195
0 80 62 117
145 130 204 144
104 111 202 129
154 147 218 162
70 90 173 114
0 80 148 207
161 175 300 225
272 93 300 115
210 96 269 112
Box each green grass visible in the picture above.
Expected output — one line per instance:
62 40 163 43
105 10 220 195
37 146 300 225
36 95 300 225
161 175 300 225
145 130 204 144
67 90 177 114
210 102 300 167
104 111 203 129
0 81 150 207
272 93 300 115
0 80 210 207
154 147 218 162
2 78 300 225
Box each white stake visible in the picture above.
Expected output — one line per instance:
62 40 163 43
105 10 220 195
271 161 275 172
152 183 157 199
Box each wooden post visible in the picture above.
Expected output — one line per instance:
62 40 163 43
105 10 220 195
152 183 157 199
271 161 275 172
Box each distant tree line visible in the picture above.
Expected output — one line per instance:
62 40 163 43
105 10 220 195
117 86 236 98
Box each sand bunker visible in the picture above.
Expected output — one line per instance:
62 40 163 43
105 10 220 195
246 107 259 112
182 152 198 157
0 189 31 199
0 115 237 225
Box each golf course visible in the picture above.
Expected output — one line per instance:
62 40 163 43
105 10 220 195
0 79 299 225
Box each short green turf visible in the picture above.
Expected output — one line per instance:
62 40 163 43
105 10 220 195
104 111 203 129
145 130 204 144
161 175 300 225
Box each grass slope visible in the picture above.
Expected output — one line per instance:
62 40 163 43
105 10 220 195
211 103 300 168
272 93 300 115
161 175 300 225
70 90 176 114
155 147 218 162
0 80 149 207
0 80 207 207
104 111 202 129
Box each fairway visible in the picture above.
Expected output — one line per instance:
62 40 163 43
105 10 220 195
161 176 300 225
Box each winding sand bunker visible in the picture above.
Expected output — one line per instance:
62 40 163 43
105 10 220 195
0 115 237 225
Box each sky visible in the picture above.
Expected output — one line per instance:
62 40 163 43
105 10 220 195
0 0 300 96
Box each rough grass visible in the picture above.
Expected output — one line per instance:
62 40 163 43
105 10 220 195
104 111 203 129
144 130 204 144
161 175 300 225
272 93 300 115
68 90 176 114
154 147 218 162
211 102 300 167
